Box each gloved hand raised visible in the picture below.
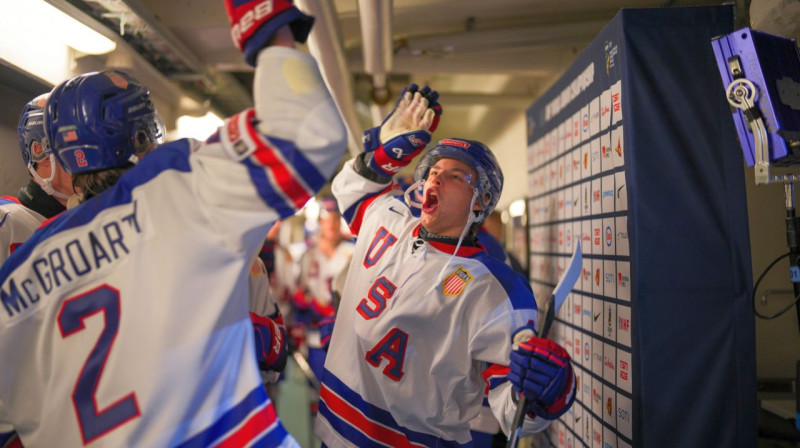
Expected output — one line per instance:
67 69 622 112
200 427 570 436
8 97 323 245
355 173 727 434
363 84 443 177
224 0 314 66
508 335 575 420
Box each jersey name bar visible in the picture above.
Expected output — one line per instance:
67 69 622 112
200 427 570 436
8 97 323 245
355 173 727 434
1 201 144 321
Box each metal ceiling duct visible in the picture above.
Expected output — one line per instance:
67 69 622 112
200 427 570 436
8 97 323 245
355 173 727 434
358 0 393 105
297 0 363 156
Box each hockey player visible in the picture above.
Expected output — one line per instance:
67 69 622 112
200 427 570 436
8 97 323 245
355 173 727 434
0 94 76 266
315 86 575 447
0 0 346 446
294 196 354 377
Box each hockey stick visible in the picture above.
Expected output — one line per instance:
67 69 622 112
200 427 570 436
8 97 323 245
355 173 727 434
291 350 321 390
506 242 582 448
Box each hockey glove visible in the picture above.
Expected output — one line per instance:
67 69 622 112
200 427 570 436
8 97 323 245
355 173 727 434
224 0 314 66
250 312 288 372
318 315 336 351
363 84 443 177
508 336 575 420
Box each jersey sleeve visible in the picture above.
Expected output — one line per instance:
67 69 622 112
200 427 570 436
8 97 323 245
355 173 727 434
248 257 280 319
469 266 551 437
331 156 400 235
0 202 45 266
192 46 347 225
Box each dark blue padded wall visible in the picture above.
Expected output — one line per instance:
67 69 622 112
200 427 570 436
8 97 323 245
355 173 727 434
525 6 756 447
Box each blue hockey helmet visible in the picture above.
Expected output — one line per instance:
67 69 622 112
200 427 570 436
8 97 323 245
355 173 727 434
45 70 163 174
413 138 504 221
17 93 50 168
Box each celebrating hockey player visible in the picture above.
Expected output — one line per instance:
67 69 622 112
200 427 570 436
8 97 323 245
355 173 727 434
0 1 346 447
0 94 76 266
315 85 575 446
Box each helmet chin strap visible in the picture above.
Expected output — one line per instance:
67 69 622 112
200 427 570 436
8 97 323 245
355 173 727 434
29 154 71 201
433 188 481 285
403 180 425 209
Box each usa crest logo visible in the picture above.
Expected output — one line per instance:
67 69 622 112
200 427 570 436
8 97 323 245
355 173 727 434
442 266 472 296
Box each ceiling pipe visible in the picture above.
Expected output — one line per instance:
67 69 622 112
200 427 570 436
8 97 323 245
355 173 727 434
297 0 363 156
358 0 393 105
357 0 395 125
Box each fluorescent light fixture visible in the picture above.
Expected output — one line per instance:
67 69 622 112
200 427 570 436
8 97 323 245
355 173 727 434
19 1 116 54
175 112 224 141
0 0 116 84
508 198 526 218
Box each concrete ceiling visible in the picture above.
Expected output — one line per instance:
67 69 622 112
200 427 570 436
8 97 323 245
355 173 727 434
64 0 766 208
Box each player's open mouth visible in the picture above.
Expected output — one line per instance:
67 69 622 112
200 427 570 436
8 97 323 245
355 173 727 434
422 189 439 213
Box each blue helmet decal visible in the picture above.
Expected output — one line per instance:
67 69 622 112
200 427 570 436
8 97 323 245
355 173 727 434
45 70 162 174
17 93 50 168
413 138 504 220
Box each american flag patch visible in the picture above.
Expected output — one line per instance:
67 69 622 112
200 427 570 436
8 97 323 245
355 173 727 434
63 130 78 142
442 267 472 296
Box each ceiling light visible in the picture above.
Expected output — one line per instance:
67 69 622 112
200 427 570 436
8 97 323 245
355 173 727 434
175 112 224 141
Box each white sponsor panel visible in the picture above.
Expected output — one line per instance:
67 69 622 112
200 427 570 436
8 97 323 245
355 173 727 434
611 80 622 125
582 143 592 180
617 304 632 348
616 261 631 302
617 348 632 393
592 298 604 336
571 111 581 148
604 302 617 342
591 334 603 375
592 257 603 296
614 170 627 211
602 384 616 427
591 137 602 176
615 215 629 256
600 89 612 131
590 96 600 137
592 416 603 448
611 124 625 169
602 175 615 214
603 341 616 383
600 132 613 173
592 217 603 255
582 181 592 217
617 393 633 440
581 104 590 144
604 259 616 298
603 426 618 448
603 217 616 257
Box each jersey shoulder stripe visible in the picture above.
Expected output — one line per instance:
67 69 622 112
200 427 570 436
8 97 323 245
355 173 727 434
342 185 394 235
243 158 296 217
0 143 192 280
474 252 535 311
319 370 469 448
0 197 21 206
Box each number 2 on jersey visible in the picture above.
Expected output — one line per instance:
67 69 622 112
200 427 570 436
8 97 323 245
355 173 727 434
58 285 140 444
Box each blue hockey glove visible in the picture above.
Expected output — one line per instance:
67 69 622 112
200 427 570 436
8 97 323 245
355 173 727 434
250 312 288 371
508 336 575 420
363 84 443 177
318 315 336 351
225 0 314 66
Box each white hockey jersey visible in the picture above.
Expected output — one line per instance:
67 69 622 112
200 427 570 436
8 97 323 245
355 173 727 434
315 159 551 447
297 238 354 347
0 46 345 448
0 197 45 266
